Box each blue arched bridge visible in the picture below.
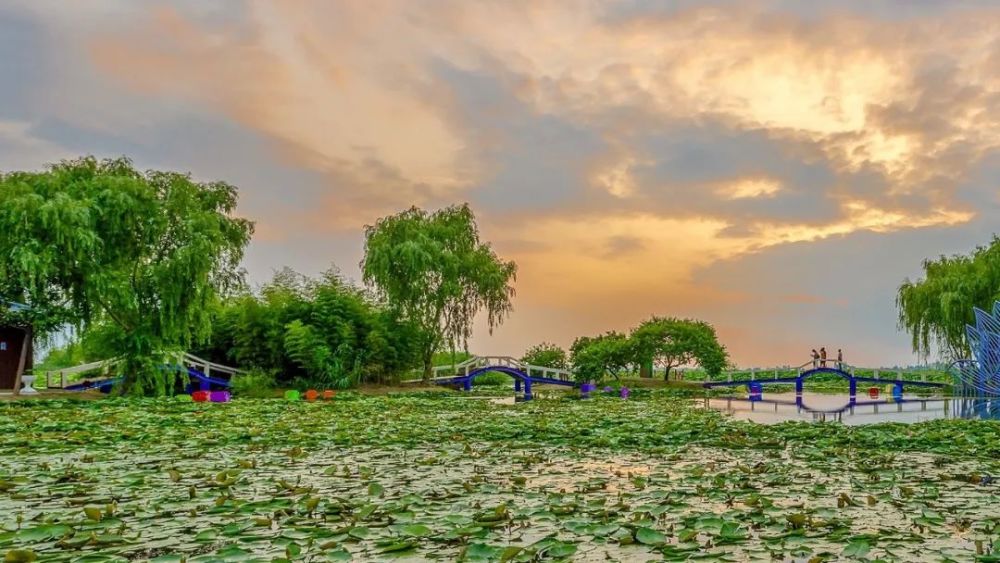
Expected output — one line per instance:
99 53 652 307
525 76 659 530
423 356 577 400
703 362 947 399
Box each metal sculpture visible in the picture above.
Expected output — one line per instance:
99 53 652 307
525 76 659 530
954 302 1000 394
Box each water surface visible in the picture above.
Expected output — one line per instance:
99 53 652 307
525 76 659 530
703 392 1000 424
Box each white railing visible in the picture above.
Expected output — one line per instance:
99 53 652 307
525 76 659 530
709 359 931 383
45 359 121 389
45 352 240 388
404 355 574 383
178 352 240 379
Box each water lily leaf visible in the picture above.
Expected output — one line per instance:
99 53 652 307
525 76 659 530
194 530 218 542
348 527 371 540
542 541 577 558
461 542 501 560
378 540 417 553
83 507 103 521
719 522 748 541
636 527 667 545
323 548 353 561
786 513 808 528
842 539 871 558
399 524 433 538
16 526 68 543
499 546 522 562
591 524 620 537
3 550 37 563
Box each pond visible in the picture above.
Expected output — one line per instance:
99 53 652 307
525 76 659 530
703 392 1000 425
3 393 1000 561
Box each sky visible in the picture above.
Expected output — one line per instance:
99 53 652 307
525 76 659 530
2 0 1000 368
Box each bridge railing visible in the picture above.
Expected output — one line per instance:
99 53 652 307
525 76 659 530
177 352 241 379
694 359 941 385
45 352 241 389
404 355 574 383
45 358 121 389
522 364 574 381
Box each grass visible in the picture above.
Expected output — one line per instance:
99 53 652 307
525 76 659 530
2 391 999 561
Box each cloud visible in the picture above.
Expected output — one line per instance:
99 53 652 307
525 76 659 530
88 3 474 221
84 2 995 236
0 120 74 171
7 0 1000 364
718 178 782 200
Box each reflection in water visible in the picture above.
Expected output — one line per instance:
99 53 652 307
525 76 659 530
703 392 1000 425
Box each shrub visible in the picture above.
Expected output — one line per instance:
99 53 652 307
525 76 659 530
520 342 568 369
230 368 277 398
474 371 512 386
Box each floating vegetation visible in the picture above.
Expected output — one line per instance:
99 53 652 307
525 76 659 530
2 392 1000 561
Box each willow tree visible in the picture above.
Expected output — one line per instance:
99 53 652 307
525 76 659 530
362 204 516 380
0 157 254 395
897 237 1000 360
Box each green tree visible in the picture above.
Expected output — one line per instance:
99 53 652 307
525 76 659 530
570 332 631 383
629 317 728 380
520 342 568 369
0 157 254 395
897 237 1000 359
194 267 423 387
361 204 517 380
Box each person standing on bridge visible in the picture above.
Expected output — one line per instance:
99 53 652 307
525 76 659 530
819 347 827 368
811 349 819 368
837 349 843 370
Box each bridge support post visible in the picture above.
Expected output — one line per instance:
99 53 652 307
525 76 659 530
849 377 857 401
463 378 472 392
514 379 522 393
524 379 532 401
795 377 803 396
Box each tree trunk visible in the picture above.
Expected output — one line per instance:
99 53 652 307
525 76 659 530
422 349 433 383
639 360 652 378
663 365 672 381
11 328 29 397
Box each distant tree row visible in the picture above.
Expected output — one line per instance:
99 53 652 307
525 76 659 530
521 317 728 383
0 157 516 395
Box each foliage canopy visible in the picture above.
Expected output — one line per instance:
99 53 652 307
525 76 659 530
0 157 253 395
629 316 728 379
897 237 1000 359
570 331 632 383
196 268 424 388
520 342 568 369
570 317 728 382
361 204 516 379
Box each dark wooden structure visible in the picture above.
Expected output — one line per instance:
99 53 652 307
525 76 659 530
0 324 32 391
